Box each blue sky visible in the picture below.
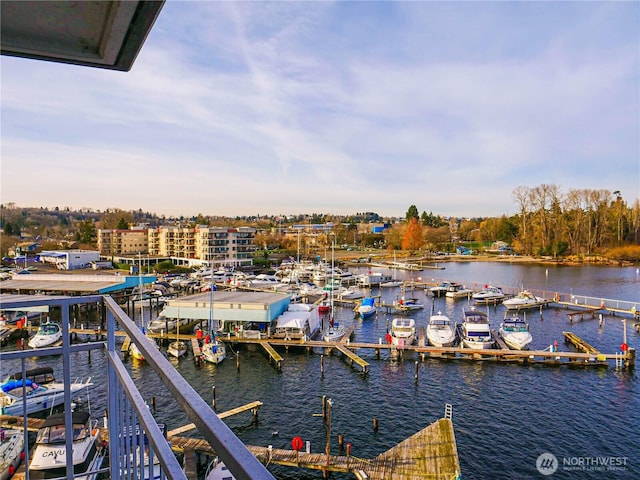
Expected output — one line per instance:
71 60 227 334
1 1 638 218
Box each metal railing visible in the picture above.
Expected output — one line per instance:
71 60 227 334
0 293 274 480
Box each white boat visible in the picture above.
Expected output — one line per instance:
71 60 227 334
428 281 452 297
445 282 473 299
249 274 286 290
0 377 92 416
201 338 226 365
426 312 457 347
394 297 424 311
1 428 24 480
356 272 392 287
336 288 364 300
28 411 106 480
472 285 505 303
356 297 376 319
205 457 236 480
273 303 321 340
499 316 533 350
381 253 404 287
460 308 494 350
390 318 416 346
323 322 349 342
502 290 547 310
28 321 62 348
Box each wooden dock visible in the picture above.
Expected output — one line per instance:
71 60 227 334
169 416 460 480
167 401 263 436
563 331 600 355
259 340 284 369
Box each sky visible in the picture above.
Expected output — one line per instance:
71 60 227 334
1 1 638 219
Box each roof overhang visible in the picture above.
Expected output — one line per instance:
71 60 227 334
1 1 164 71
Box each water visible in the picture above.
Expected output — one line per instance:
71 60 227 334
3 263 639 479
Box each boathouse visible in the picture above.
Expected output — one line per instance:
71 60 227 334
159 291 291 336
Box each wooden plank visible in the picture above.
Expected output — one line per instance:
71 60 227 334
121 335 131 352
335 344 369 373
167 401 263 436
260 341 283 364
563 331 600 355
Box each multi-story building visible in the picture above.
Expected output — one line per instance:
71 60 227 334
97 227 149 256
98 225 256 267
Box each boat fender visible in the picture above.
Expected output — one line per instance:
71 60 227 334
600 299 605 308
554 292 560 302
9 466 15 475
92 429 98 436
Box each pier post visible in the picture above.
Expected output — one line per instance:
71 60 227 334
414 361 419 384
373 417 379 432
236 352 240 372
322 395 327 421
151 396 156 412
338 433 344 450
212 386 216 410
320 355 325 378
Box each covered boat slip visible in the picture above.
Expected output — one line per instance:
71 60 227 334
160 291 291 333
0 273 156 294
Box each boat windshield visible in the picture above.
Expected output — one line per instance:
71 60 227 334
36 422 89 444
504 322 528 332
40 324 59 335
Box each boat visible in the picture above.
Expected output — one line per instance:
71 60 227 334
394 297 424 311
426 311 457 347
323 321 349 342
205 456 236 480
445 282 473 299
28 411 106 480
472 285 505 303
502 290 548 310
499 316 533 350
167 312 187 358
1 428 24 480
381 253 404 288
355 271 392 287
427 281 452 297
0 377 92 416
201 337 226 365
335 288 364 300
389 318 416 346
273 303 321 340
27 321 63 349
356 297 376 319
3 367 56 386
459 308 494 350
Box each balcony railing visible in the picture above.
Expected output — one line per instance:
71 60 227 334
0 293 274 480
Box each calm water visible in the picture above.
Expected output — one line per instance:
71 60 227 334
3 263 639 479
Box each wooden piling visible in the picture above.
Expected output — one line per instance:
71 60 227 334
373 417 378 431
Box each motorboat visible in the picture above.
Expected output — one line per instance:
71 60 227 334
426 312 457 347
28 321 62 348
3 366 56 385
394 297 424 311
503 290 547 310
205 457 236 480
273 303 321 340
428 281 452 297
1 427 24 480
323 322 349 342
0 377 92 416
445 282 473 299
336 288 364 300
356 272 392 287
472 285 505 303
499 316 533 350
460 308 494 350
201 339 226 365
357 297 376 319
28 411 106 480
390 318 416 346
249 274 286 290
380 279 403 288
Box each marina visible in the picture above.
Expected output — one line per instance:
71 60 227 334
1 262 639 479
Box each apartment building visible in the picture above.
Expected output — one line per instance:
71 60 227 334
98 226 256 267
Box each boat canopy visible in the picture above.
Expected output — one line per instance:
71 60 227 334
43 411 91 428
1 378 33 392
361 298 375 307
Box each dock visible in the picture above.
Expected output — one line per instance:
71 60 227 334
563 331 600 355
3 410 461 480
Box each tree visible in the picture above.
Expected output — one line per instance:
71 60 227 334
405 205 419 222
78 218 97 244
401 218 424 253
116 218 129 230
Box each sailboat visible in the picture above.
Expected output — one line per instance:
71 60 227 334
381 251 403 288
129 253 156 361
201 267 226 365
167 308 187 358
